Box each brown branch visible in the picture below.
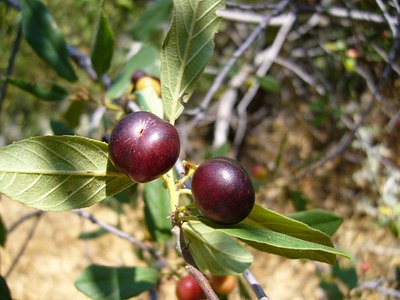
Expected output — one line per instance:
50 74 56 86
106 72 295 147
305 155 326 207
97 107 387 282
243 269 269 300
72 209 170 269
172 225 219 300
5 213 42 278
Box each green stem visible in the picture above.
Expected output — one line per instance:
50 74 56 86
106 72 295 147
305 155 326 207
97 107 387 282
162 169 179 212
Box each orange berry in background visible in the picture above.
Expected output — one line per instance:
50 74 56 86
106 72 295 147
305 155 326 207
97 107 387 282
135 76 161 97
209 275 237 295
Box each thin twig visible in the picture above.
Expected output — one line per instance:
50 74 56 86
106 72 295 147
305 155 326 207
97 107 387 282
5 213 42 278
189 0 291 122
298 12 400 178
7 210 45 233
355 279 400 299
172 225 219 300
232 12 296 158
0 25 23 112
72 210 170 269
186 265 219 300
242 269 269 300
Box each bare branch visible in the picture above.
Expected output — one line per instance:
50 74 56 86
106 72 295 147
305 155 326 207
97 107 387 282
5 213 42 278
243 269 269 300
232 12 296 158
72 209 170 269
191 0 291 122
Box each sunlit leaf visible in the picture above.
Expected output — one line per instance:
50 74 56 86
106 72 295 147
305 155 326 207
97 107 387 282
7 78 68 102
182 221 253 275
91 9 115 79
244 204 333 246
135 88 164 118
213 223 351 265
21 0 77 82
0 136 134 211
75 264 160 300
160 0 225 122
289 209 343 236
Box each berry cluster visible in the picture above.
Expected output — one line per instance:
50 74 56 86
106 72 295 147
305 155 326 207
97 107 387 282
108 111 255 224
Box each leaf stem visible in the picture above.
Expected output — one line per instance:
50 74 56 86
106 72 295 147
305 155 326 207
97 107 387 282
162 169 179 213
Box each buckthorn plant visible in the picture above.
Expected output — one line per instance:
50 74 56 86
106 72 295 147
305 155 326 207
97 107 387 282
11 0 400 299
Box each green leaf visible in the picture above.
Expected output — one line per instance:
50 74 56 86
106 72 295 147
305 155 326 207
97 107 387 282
64 100 86 128
160 0 225 122
79 228 108 240
132 0 173 42
0 215 6 247
91 10 115 79
0 275 12 300
75 264 160 300
0 136 134 211
319 281 344 300
332 263 358 290
135 88 164 118
182 221 253 275
7 78 69 102
50 120 75 136
289 209 343 236
243 204 333 247
212 223 350 265
106 46 158 100
143 178 171 243
20 0 77 82
257 76 281 93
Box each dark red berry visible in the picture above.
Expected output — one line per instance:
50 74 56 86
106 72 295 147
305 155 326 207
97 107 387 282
176 275 205 300
108 111 180 183
191 157 255 225
130 70 147 85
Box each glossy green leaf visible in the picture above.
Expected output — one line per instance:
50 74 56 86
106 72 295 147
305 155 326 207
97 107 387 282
21 0 77 82
213 223 350 265
160 0 225 122
106 46 158 100
289 209 343 236
132 0 173 41
91 10 115 79
0 275 12 300
243 204 333 247
0 136 134 211
143 178 171 243
182 221 253 275
135 88 164 118
7 78 69 102
257 76 281 93
0 215 6 247
75 264 160 300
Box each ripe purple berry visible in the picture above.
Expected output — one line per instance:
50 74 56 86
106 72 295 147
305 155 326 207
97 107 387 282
191 157 255 225
108 111 180 183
